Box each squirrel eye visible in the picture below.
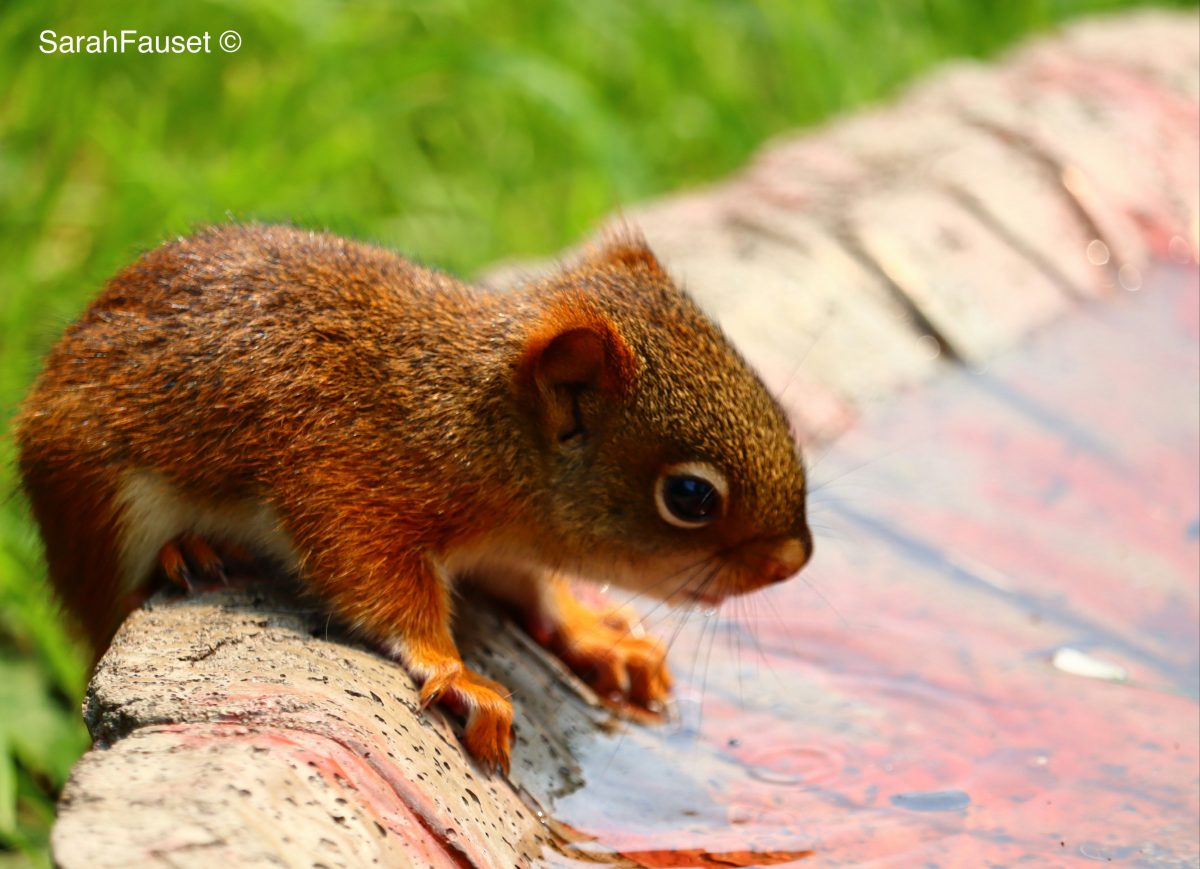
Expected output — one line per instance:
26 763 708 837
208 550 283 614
655 462 727 529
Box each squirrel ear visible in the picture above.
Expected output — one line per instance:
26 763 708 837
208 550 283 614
586 233 667 276
517 301 637 443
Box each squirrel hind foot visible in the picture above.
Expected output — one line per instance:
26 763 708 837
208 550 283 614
157 532 242 593
116 469 301 601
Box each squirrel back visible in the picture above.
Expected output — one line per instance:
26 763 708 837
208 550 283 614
16 223 812 654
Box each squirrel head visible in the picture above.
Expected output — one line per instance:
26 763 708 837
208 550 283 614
509 236 812 605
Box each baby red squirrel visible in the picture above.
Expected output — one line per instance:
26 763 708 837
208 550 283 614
15 224 812 773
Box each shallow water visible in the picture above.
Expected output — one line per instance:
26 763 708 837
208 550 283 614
541 265 1199 867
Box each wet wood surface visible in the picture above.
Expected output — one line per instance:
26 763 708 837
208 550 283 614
52 10 1199 868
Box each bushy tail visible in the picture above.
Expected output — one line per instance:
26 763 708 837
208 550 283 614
20 458 129 658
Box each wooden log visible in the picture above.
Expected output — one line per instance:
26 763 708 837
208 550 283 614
54 584 589 867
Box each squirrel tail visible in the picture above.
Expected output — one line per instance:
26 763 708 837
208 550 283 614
20 458 129 659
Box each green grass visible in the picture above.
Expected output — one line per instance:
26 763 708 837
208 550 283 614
0 0 1193 863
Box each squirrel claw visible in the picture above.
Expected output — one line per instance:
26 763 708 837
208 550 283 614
559 630 672 710
463 702 513 776
158 533 230 593
540 592 673 712
416 660 513 774
625 638 674 707
158 540 196 592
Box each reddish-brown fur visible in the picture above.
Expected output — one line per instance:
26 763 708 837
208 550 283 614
15 224 812 772
20 463 126 653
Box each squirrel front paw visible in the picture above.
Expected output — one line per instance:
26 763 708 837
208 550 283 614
534 583 673 711
418 659 514 774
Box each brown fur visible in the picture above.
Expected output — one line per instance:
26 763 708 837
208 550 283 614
15 224 811 772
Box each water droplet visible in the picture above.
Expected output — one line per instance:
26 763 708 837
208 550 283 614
1086 239 1110 266
746 766 804 786
598 583 611 595
917 334 941 360
743 744 846 788
1168 235 1194 264
1117 264 1141 291
889 789 971 812
1051 646 1128 682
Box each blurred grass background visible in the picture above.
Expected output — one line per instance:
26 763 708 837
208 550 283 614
0 0 1194 863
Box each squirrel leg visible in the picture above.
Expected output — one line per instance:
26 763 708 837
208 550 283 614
314 550 514 774
405 633 514 776
529 575 673 711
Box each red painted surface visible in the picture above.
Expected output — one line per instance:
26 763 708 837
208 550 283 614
164 721 471 868
547 265 1199 867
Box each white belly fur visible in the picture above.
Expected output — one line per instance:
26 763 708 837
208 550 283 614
114 469 300 595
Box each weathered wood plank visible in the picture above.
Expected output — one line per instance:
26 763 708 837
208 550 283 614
57 588 562 868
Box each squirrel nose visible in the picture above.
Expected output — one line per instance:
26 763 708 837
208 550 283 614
762 535 812 585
